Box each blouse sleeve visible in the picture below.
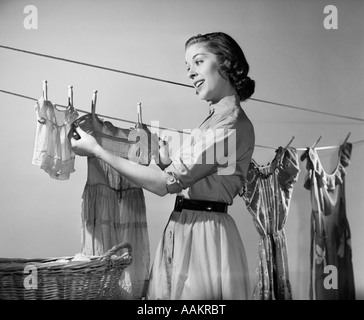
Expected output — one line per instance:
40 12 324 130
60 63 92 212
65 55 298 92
162 125 238 194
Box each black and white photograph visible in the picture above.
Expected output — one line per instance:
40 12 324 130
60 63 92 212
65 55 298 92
0 0 363 312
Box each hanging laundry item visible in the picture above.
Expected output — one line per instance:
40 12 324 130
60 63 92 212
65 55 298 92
241 147 300 300
130 122 159 165
74 113 152 300
302 142 355 300
32 96 78 180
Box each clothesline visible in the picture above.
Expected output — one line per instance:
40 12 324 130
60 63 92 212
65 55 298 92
1 44 364 123
1 89 363 151
256 142 364 151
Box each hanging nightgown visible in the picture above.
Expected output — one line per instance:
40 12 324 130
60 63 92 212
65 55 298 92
302 142 355 300
75 113 153 299
32 96 78 180
241 147 300 300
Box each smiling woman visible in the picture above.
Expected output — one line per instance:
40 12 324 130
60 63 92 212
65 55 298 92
185 32 255 103
70 31 256 300
1 0 363 302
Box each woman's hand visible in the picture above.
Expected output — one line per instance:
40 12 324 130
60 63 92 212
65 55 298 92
157 135 172 169
70 126 102 158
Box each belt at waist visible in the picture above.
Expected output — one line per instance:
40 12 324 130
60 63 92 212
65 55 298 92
174 196 228 213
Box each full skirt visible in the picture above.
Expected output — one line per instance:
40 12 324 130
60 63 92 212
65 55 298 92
147 209 251 300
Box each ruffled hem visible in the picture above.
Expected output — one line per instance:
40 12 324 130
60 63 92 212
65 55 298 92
33 152 76 180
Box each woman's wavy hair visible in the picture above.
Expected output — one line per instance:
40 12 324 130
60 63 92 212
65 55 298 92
185 32 255 101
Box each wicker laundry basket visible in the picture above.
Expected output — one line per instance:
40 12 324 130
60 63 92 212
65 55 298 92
0 242 132 300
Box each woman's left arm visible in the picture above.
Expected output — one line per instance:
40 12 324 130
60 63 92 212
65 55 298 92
71 126 169 196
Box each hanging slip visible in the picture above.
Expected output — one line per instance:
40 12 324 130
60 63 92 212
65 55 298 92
302 142 355 300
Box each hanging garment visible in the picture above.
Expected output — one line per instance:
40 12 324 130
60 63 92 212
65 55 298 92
147 94 255 300
32 96 78 180
241 147 300 300
75 113 152 300
302 142 355 300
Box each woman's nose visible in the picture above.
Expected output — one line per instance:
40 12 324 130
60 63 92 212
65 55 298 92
188 67 197 80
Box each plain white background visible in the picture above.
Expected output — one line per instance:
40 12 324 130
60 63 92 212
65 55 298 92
0 0 363 299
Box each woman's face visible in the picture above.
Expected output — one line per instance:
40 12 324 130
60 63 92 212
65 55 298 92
185 43 235 104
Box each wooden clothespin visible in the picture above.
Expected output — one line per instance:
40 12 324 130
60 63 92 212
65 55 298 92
91 90 98 119
42 80 48 100
300 135 322 161
311 135 322 149
137 102 143 124
68 85 73 108
343 132 351 145
284 136 295 149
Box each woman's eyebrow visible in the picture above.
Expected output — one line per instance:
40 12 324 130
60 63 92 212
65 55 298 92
192 53 209 59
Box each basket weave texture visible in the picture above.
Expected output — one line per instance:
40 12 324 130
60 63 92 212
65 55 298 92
0 242 132 300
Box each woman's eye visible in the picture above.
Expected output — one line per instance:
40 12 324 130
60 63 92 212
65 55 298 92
196 60 203 65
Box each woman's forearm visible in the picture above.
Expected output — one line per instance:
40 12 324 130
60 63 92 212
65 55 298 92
94 144 168 196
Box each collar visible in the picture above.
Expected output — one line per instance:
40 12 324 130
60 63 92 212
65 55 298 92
209 94 240 115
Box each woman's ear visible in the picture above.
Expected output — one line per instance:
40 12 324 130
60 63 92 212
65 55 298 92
219 59 231 79
222 59 231 68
